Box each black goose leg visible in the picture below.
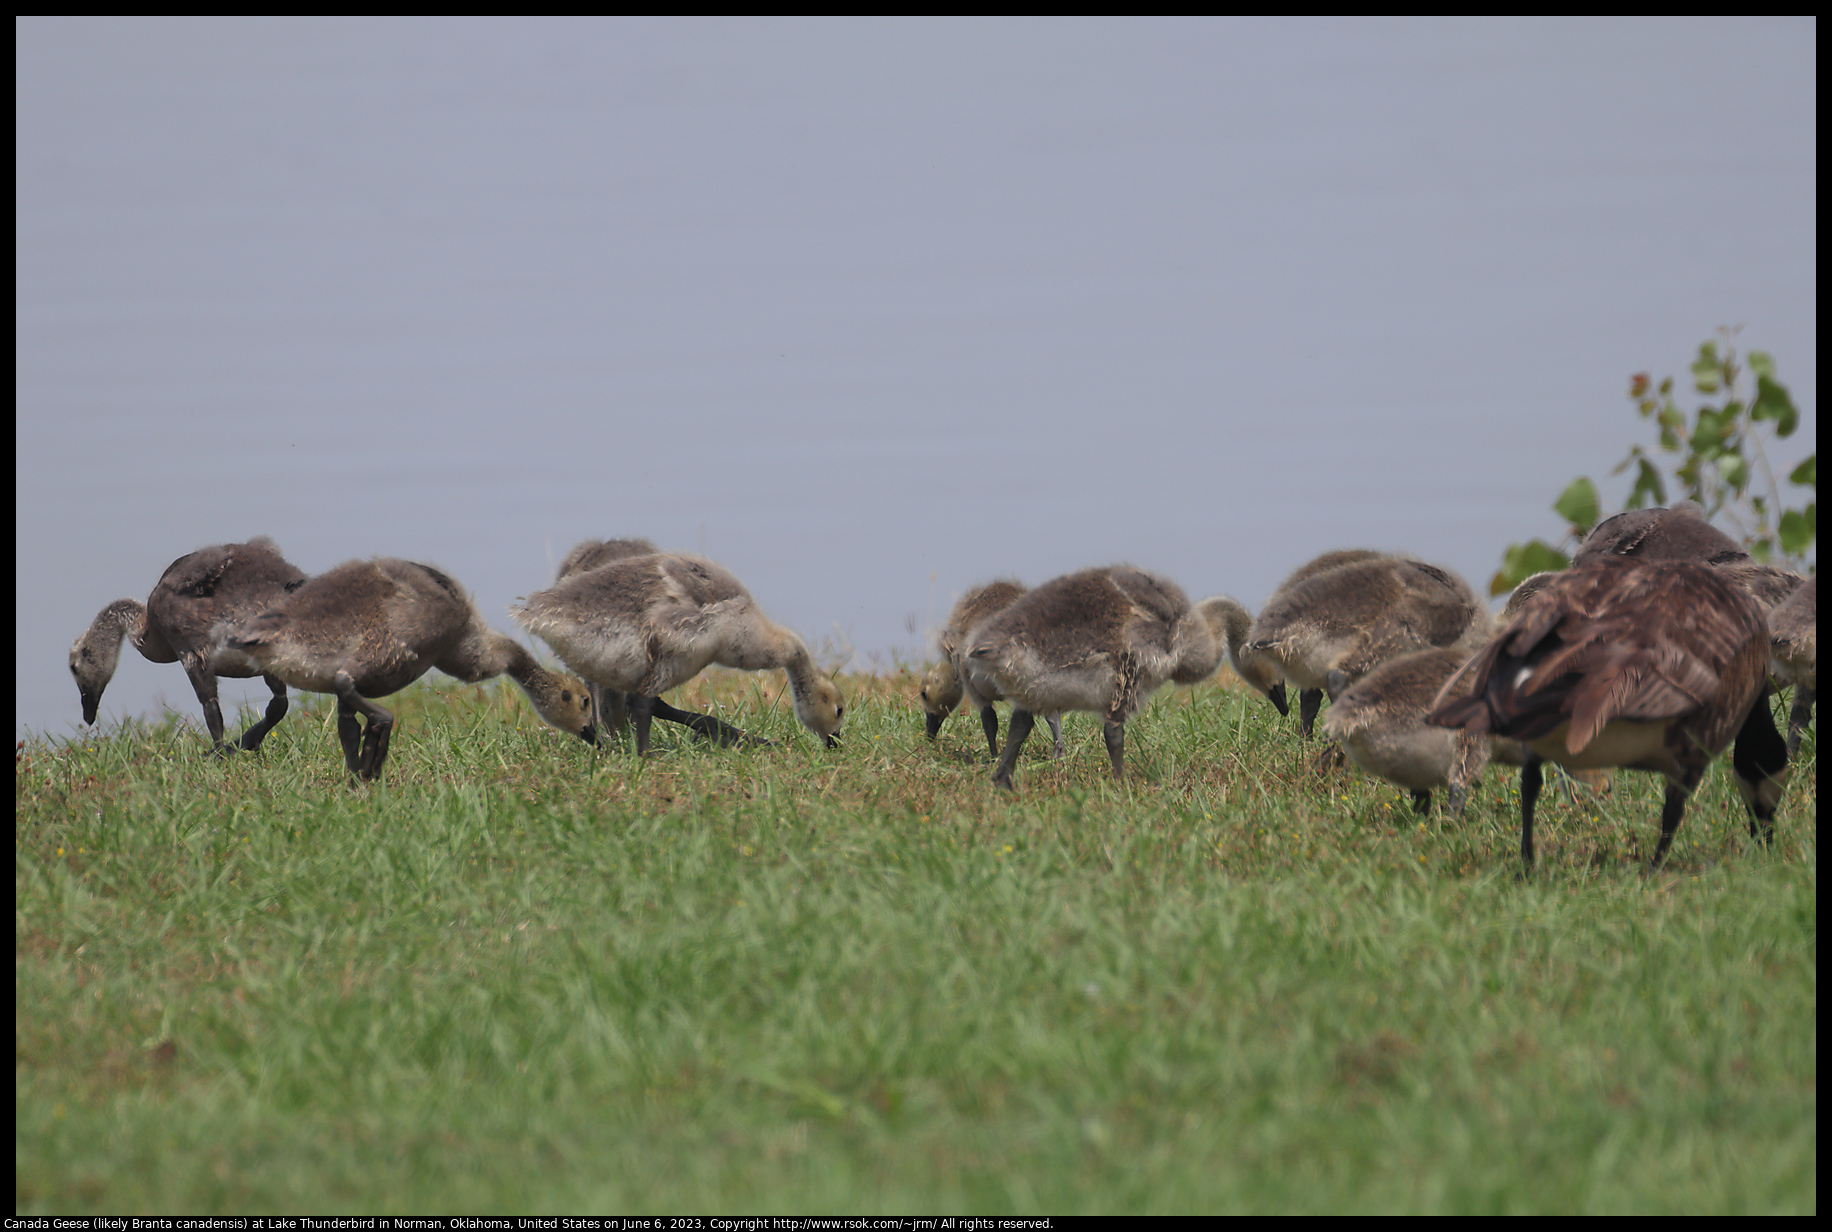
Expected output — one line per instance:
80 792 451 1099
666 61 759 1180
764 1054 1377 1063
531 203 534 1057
1731 688 1789 845
647 697 771 748
1298 688 1323 738
332 670 393 780
1519 754 1544 872
1411 790 1432 815
182 655 232 754
236 674 291 751
1647 782 1690 871
979 704 1001 759
630 694 656 757
1102 719 1125 780
992 708 1035 790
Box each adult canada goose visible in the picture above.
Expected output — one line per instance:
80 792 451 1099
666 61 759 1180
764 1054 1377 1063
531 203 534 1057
1572 501 1748 566
549 537 749 747
224 558 597 780
1426 557 1787 871
1253 549 1386 732
1767 575 1815 760
69 537 308 753
511 553 844 756
920 579 1064 759
1247 555 1490 734
963 565 1227 789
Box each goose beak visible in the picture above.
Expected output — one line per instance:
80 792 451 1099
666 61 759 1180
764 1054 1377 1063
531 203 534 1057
824 733 841 749
579 723 599 747
923 711 944 740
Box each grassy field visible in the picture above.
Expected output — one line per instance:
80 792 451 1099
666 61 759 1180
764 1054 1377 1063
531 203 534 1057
15 667 1817 1214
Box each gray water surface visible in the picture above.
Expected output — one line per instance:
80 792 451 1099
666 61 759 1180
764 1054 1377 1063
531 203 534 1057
17 16 1816 740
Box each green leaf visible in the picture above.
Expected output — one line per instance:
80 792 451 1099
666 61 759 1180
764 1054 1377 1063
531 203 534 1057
1626 458 1665 509
1751 373 1799 436
1747 350 1775 380
1551 477 1600 530
1787 454 1815 489
1691 341 1723 392
1718 453 1749 492
1491 540 1571 596
1778 505 1815 555
1691 406 1728 452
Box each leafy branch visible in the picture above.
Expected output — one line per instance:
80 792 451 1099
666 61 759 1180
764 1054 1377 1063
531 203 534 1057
1492 330 1816 595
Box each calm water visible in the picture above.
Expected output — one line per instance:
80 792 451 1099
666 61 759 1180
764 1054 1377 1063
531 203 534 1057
17 17 1816 739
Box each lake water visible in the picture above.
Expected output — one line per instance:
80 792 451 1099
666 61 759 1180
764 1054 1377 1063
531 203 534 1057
16 16 1816 740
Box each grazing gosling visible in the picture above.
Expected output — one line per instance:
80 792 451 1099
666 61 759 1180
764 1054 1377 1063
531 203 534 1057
1426 557 1787 871
512 553 843 756
1247 555 1490 733
1766 576 1815 760
553 537 659 741
1205 596 1289 719
1323 647 1522 816
963 565 1227 789
1258 549 1387 732
224 558 597 781
69 537 307 753
920 579 1064 759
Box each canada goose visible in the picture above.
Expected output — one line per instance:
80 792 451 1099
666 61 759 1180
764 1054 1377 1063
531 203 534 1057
224 558 597 780
963 565 1227 789
1247 556 1490 734
1572 501 1748 567
1254 549 1387 731
511 553 844 756
920 580 1064 758
1322 646 1520 816
1425 557 1787 871
1205 596 1289 719
69 537 308 753
550 537 740 745
1767 576 1815 760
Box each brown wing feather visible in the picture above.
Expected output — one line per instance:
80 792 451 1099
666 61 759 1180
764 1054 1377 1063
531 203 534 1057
1426 558 1766 758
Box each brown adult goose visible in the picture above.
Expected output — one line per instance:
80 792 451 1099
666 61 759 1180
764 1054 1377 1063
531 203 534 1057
1426 556 1787 870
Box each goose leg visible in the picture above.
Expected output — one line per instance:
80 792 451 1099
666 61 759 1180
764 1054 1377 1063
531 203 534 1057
1298 688 1323 738
236 674 291 752
1519 755 1544 872
180 654 232 753
1046 714 1065 759
1731 689 1788 844
629 694 657 757
647 697 771 748
1647 782 1690 871
332 670 393 781
597 686 628 739
979 704 1001 759
1102 719 1125 780
1410 790 1432 815
991 708 1035 790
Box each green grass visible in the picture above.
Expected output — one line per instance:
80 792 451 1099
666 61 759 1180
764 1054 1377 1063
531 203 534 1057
15 669 1816 1213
